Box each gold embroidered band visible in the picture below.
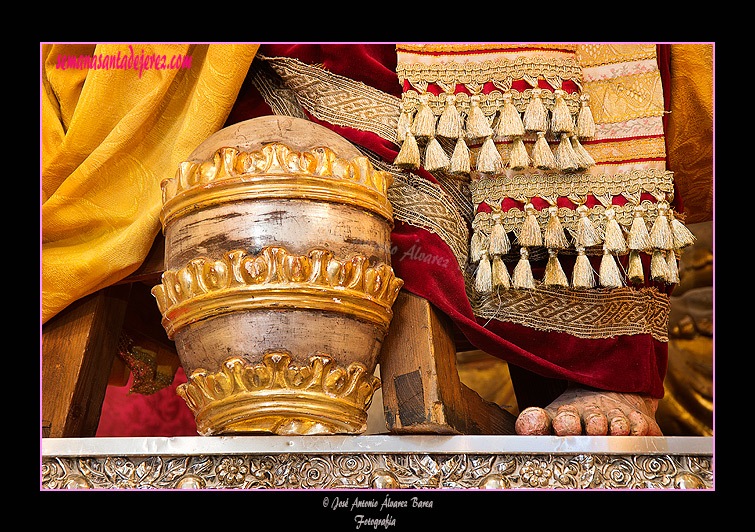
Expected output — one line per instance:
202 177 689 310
470 285 671 342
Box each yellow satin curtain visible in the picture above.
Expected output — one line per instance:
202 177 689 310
41 43 259 324
666 43 714 225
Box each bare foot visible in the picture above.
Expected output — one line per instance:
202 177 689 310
514 385 662 436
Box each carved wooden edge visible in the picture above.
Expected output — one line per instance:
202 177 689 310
42 284 132 438
379 290 517 435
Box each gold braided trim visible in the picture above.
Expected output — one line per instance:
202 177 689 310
262 55 401 143
471 168 674 206
469 283 670 342
398 43 579 55
152 246 404 338
397 55 583 91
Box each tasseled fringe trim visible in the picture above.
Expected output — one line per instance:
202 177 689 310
532 132 555 170
394 132 420 169
449 137 471 174
436 93 463 139
424 137 450 171
470 229 488 263
551 90 575 135
650 201 674 251
627 250 645 284
670 211 696 249
599 248 624 288
394 87 596 175
509 137 531 170
492 254 511 289
517 203 543 247
603 208 627 254
666 251 680 284
470 200 694 294
544 206 569 250
476 137 504 174
544 249 569 287
554 133 579 172
572 247 595 288
570 135 596 169
467 95 493 141
475 251 493 293
523 88 549 133
650 250 671 283
627 205 652 252
489 215 511 256
411 94 436 138
577 94 596 138
575 204 602 248
495 92 525 138
513 247 536 289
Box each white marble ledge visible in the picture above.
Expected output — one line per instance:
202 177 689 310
42 434 714 458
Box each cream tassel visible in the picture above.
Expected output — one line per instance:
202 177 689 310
627 250 645 284
436 93 462 139
394 131 420 169
575 204 602 248
397 105 413 142
449 137 471 174
554 133 578 172
602 207 627 254
509 137 531 170
492 254 511 289
476 137 504 174
523 87 548 133
495 92 525 138
544 249 569 287
572 246 595 288
532 131 555 170
577 93 596 138
650 250 670 283
466 94 493 141
470 229 487 263
627 205 652 252
475 251 493 294
489 214 511 256
423 137 450 171
411 94 436 139
599 247 624 288
551 89 575 134
513 247 536 289
518 202 543 247
650 201 674 251
570 135 595 170
544 205 569 249
666 251 680 284
669 211 696 249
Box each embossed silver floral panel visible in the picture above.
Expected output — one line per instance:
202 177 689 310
41 435 713 490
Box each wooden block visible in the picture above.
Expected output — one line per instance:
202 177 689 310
42 284 131 438
378 290 516 435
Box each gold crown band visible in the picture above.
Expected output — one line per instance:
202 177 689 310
178 353 381 435
159 143 394 229
152 246 403 338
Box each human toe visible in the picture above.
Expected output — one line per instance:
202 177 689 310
515 407 551 435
